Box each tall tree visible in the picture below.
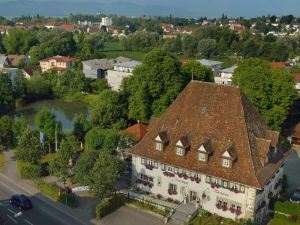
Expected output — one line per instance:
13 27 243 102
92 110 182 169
232 58 298 130
15 127 44 163
181 60 213 82
0 116 15 148
87 151 125 198
122 49 185 122
73 113 90 144
0 73 14 115
13 70 27 101
197 38 217 58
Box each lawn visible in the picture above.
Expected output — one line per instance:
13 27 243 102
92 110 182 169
268 214 300 225
0 152 5 172
190 214 242 225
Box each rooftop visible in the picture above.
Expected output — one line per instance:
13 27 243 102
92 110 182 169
113 60 141 68
198 59 223 67
40 55 76 63
129 81 290 188
122 123 148 141
220 65 237 74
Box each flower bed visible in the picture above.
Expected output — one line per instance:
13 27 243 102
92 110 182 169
230 207 235 213
235 208 241 216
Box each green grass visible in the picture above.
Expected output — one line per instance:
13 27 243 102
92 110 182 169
16 159 30 175
82 94 99 108
104 41 121 51
0 152 5 172
120 196 169 218
190 214 244 225
268 214 300 225
274 201 300 216
40 152 57 163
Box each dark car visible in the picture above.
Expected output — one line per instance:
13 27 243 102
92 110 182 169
290 189 300 203
10 194 32 210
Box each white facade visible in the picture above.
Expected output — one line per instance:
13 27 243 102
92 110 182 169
296 83 300 90
214 66 237 85
131 155 284 224
101 17 113 27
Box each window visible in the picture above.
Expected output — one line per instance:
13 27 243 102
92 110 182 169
155 142 163 151
167 166 174 172
174 167 178 173
169 183 177 192
206 176 211 183
176 146 184 156
141 158 146 165
240 185 245 193
161 164 165 171
157 176 162 186
198 152 206 161
222 158 230 168
223 181 228 188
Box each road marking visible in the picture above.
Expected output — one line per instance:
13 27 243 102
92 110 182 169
8 208 18 215
24 219 34 225
7 214 18 224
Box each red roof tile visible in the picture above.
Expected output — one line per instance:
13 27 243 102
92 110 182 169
129 81 289 188
123 124 148 141
40 56 76 63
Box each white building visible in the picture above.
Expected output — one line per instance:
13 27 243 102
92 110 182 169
214 66 237 85
129 81 290 224
106 60 141 91
101 17 113 27
197 59 223 76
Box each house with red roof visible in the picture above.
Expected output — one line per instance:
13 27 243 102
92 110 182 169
122 123 148 141
39 55 76 73
129 81 290 224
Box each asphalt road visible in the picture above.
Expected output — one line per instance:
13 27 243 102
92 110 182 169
0 175 89 225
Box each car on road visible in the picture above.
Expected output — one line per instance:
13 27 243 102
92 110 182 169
10 194 32 210
290 189 300 203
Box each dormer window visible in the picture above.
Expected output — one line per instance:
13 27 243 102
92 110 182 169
154 131 169 151
176 146 184 156
197 139 212 163
175 136 189 156
221 143 237 168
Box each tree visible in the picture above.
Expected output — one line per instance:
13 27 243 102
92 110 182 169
92 90 127 128
73 113 90 143
122 49 185 122
15 127 44 163
0 116 15 148
181 60 213 83
13 116 28 141
74 149 98 184
197 38 217 58
84 127 120 152
34 109 62 150
13 70 27 101
232 58 297 130
87 151 125 198
0 73 14 115
49 136 78 187
182 35 197 56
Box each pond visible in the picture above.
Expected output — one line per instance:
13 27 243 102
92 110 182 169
12 99 91 132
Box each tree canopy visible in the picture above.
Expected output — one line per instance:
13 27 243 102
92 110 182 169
232 58 298 130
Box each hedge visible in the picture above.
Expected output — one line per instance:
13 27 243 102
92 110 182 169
96 194 124 219
35 180 77 207
18 161 42 179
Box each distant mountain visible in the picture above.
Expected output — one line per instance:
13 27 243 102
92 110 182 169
0 0 195 18
0 0 299 18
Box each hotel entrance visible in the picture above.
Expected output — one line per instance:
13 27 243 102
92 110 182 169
189 191 197 203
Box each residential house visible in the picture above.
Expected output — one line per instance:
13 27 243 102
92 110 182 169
0 25 12 34
122 123 148 142
39 55 76 73
129 81 290 225
228 21 245 32
197 59 223 76
82 57 131 80
7 55 30 67
294 73 300 90
214 66 237 85
106 60 141 91
0 55 11 68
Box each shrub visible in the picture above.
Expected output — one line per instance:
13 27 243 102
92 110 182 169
19 162 42 179
96 194 124 219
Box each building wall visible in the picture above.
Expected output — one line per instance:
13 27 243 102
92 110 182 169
106 70 133 91
295 83 300 90
214 77 232 85
83 64 97 79
131 155 259 221
40 60 74 72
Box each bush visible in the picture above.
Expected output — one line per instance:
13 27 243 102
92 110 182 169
19 162 42 179
35 180 77 207
96 194 124 219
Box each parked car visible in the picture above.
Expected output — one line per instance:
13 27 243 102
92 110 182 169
290 189 300 203
10 194 32 210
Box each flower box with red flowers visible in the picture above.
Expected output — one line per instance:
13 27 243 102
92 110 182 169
183 174 188 180
168 189 177 195
216 203 222 209
230 207 235 213
222 205 228 211
177 173 183 178
235 209 241 216
211 183 215 188
145 164 154 170
195 177 201 183
163 171 175 177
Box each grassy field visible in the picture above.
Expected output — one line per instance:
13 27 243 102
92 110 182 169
0 152 5 172
103 41 147 61
190 214 242 225
268 214 300 225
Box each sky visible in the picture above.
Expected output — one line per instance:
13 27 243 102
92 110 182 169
0 0 299 18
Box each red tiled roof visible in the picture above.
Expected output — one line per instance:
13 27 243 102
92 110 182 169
129 81 290 188
123 124 148 141
293 73 300 83
40 56 76 63
270 62 286 69
59 24 77 32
